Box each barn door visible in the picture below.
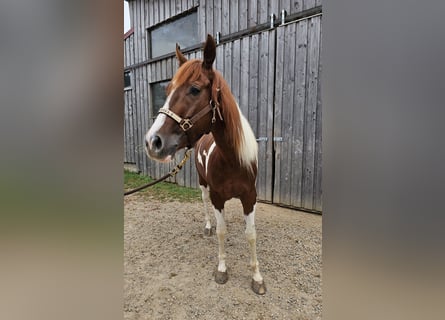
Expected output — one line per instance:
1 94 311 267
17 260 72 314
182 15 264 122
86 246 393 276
214 31 276 203
214 17 322 212
272 16 322 212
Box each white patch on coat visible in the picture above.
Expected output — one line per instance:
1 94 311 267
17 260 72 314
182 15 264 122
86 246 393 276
244 206 263 283
200 185 211 230
197 152 203 166
214 208 227 273
205 142 216 177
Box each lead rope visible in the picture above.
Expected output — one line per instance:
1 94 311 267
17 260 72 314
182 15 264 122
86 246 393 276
124 149 193 196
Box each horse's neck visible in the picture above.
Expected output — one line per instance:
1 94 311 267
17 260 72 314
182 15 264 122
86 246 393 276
210 117 239 165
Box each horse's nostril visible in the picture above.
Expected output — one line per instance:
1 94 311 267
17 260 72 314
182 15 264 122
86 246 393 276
151 135 163 151
145 140 149 148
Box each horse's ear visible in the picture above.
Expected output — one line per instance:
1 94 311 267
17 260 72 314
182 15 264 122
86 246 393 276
202 34 216 70
175 44 187 66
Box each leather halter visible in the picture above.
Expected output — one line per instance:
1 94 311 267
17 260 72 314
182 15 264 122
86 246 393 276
158 99 223 132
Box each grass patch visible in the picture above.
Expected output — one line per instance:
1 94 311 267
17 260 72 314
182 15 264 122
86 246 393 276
124 170 201 202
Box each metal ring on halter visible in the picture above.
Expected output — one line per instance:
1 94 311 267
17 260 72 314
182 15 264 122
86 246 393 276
179 119 193 131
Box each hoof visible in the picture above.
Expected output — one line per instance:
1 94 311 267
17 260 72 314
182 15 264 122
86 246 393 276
251 279 266 295
214 270 228 284
204 227 212 236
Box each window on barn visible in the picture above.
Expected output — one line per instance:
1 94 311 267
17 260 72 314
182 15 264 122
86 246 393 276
151 80 170 118
124 71 132 90
148 11 198 59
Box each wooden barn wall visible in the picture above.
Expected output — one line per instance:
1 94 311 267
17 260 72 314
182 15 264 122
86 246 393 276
273 16 322 212
124 0 322 212
124 33 136 164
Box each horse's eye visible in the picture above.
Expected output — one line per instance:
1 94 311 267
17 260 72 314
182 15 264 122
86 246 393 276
189 86 201 96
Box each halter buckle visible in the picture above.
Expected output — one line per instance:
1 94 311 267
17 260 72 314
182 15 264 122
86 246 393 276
180 119 193 131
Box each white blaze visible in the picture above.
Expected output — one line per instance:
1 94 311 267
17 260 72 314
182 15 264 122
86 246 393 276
145 89 175 149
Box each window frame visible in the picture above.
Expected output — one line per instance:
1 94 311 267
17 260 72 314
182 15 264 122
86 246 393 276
124 70 132 91
150 79 171 119
147 9 199 60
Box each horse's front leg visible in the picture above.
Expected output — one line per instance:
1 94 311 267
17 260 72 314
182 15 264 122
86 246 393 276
212 204 228 284
199 185 213 236
243 199 266 295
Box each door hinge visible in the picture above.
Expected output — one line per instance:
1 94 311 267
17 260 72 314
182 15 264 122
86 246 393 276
256 137 268 142
273 137 283 142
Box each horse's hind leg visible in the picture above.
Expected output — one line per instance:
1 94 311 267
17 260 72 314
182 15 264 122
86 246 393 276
242 194 266 295
199 185 213 236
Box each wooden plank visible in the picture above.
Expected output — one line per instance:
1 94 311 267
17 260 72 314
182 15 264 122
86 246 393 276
258 0 268 25
257 31 270 201
135 68 144 174
290 19 308 208
248 35 259 136
273 26 285 204
197 0 205 40
164 0 170 20
124 92 129 162
129 73 137 165
191 149 198 188
313 17 322 212
169 0 176 17
301 16 320 210
239 0 247 30
281 23 297 206
161 59 167 81
176 0 182 16
124 40 128 67
239 37 249 117
141 1 148 61
291 0 304 14
223 42 232 90
166 56 173 79
182 0 188 13
148 0 154 28
126 92 132 163
214 0 222 34
229 0 238 34
221 0 229 35
265 28 276 201
215 44 223 75
142 65 150 176
231 39 241 103
304 0 317 11
269 0 279 22
154 0 160 25
248 0 258 28
135 1 141 63
128 85 136 163
205 0 213 36
129 36 134 65
143 1 148 30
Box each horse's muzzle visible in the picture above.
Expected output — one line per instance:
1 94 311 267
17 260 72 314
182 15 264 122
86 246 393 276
145 133 179 162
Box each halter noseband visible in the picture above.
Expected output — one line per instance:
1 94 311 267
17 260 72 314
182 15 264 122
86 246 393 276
158 98 223 133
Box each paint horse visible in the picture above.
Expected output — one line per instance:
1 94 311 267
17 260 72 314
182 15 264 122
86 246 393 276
145 35 266 295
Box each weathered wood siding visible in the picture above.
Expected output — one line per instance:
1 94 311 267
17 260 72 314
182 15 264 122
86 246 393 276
124 31 136 164
124 0 322 212
273 16 322 211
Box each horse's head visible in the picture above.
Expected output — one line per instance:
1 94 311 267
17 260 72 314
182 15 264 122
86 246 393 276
145 34 219 162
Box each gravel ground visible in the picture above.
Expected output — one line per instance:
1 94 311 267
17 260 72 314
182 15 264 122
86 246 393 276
124 195 322 320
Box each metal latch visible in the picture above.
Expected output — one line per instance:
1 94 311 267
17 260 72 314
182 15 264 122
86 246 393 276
256 137 283 142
